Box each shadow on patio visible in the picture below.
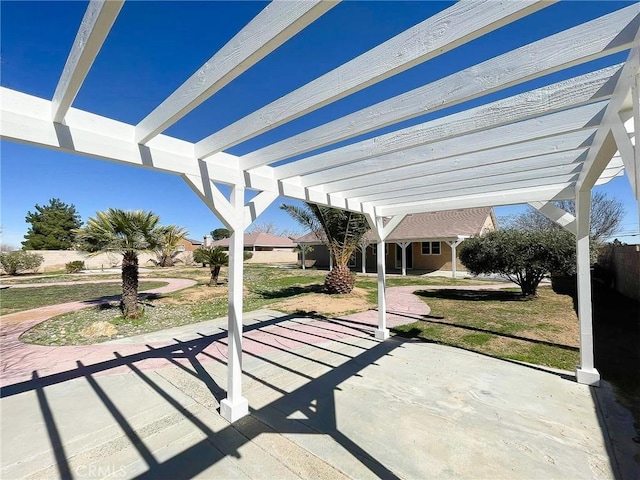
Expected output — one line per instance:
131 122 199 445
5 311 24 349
1 312 401 479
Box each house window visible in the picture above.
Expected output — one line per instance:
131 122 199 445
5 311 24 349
421 241 441 255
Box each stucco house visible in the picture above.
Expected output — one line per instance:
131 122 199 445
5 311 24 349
297 207 497 276
210 232 296 252
178 238 203 252
210 233 298 264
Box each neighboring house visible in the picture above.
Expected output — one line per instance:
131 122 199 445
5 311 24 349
209 232 298 264
178 238 203 252
210 233 296 252
297 207 497 277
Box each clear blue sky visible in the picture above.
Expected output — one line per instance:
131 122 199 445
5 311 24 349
1 1 638 247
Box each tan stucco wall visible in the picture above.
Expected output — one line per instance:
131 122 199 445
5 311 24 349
245 251 298 264
3 249 298 273
9 250 194 273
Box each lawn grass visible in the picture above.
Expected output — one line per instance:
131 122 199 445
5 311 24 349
0 281 168 315
0 272 124 284
392 286 580 370
15 266 574 373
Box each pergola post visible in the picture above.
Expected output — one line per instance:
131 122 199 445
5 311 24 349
397 242 410 276
300 243 306 270
446 239 463 278
361 240 367 274
574 189 600 386
329 254 333 271
365 213 405 340
633 72 640 227
220 184 250 421
375 237 389 340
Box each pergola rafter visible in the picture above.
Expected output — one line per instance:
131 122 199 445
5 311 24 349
1 0 638 423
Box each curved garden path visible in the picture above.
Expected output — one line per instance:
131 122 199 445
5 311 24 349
0 280 511 388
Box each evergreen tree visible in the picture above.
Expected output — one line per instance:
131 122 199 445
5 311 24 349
211 228 231 241
22 198 82 250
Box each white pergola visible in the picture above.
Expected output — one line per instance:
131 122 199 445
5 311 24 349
1 0 638 423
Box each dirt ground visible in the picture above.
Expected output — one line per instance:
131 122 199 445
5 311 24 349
271 287 373 316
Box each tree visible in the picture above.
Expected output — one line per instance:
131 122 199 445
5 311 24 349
507 192 625 243
281 203 370 294
22 198 82 250
247 222 278 235
0 251 44 275
246 222 302 239
193 246 229 286
149 225 189 267
459 229 576 297
74 209 164 318
211 228 230 241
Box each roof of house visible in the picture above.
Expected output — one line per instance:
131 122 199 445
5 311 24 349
296 207 496 244
211 232 296 248
184 238 203 246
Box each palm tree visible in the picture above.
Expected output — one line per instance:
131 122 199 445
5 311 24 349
193 246 229 286
74 208 163 318
149 225 189 267
281 203 370 294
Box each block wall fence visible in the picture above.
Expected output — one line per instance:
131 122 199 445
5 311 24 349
3 250 297 273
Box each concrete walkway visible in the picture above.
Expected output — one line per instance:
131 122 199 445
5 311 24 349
1 282 638 479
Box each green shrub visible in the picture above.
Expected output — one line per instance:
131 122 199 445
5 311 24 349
65 260 85 273
0 251 44 275
243 252 253 261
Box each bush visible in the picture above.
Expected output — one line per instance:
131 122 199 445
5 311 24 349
65 260 85 273
459 229 576 297
0 251 44 275
243 252 253 261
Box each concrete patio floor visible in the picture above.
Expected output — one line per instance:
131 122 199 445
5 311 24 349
1 306 638 479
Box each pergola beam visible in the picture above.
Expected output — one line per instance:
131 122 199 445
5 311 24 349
244 5 637 170
377 184 576 217
51 0 124 123
136 0 337 144
528 201 577 235
611 115 636 193
2 88 203 179
357 158 624 205
578 47 640 191
337 149 589 199
194 0 551 163
300 103 605 189
245 191 279 230
277 67 618 182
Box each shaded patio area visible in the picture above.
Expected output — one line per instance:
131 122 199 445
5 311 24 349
1 306 635 479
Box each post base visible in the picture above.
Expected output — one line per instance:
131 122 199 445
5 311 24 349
220 396 249 423
375 328 390 340
575 367 600 386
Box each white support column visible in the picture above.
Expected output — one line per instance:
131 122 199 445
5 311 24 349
361 241 367 274
446 239 463 278
375 217 389 340
633 72 640 229
301 243 306 270
575 188 600 386
329 254 333 271
397 242 410 276
220 184 249 422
